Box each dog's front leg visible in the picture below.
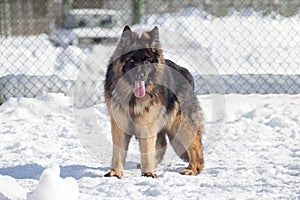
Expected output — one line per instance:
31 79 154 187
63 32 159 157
138 135 157 178
105 120 131 179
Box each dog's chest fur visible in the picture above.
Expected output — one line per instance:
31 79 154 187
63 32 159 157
129 94 166 128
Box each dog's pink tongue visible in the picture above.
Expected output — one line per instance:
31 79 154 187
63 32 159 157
134 80 146 98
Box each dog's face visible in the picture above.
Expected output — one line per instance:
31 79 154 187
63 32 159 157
114 26 165 98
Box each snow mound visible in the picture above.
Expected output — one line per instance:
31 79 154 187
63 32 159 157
0 174 27 200
27 165 78 200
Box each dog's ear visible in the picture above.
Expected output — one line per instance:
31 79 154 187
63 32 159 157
116 25 133 54
123 25 132 33
148 26 161 49
120 25 133 41
148 26 159 41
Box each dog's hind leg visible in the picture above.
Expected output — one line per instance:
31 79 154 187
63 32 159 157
180 133 204 175
167 123 204 175
104 120 132 179
155 131 167 166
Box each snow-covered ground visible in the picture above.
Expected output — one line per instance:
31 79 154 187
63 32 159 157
0 93 299 199
1 7 300 200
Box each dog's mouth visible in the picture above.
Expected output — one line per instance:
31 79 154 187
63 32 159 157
134 80 146 98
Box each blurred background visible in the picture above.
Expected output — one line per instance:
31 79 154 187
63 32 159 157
1 0 300 36
1 0 300 105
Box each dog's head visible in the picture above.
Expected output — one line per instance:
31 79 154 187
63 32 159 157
113 26 165 98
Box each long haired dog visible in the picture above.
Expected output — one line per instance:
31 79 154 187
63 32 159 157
104 26 204 178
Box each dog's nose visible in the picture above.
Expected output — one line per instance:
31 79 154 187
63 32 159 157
135 72 145 80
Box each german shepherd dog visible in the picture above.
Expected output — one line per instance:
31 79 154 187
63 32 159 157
104 26 204 178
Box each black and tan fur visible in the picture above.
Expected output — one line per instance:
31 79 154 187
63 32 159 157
104 26 204 178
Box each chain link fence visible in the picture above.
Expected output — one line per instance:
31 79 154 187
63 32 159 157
1 0 300 106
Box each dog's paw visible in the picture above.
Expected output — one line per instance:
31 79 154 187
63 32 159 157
104 169 122 179
180 162 204 176
180 169 196 176
180 166 203 176
141 172 158 178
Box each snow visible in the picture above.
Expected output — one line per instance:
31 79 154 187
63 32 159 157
0 6 300 200
0 93 300 199
142 8 300 75
0 35 86 79
27 165 78 200
0 174 27 199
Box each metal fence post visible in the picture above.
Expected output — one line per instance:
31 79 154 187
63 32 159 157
3 0 9 37
132 0 143 25
0 77 2 105
65 0 73 10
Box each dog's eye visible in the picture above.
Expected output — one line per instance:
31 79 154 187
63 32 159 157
143 57 150 64
129 58 136 63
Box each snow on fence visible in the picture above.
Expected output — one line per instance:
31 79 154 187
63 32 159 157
1 1 300 106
